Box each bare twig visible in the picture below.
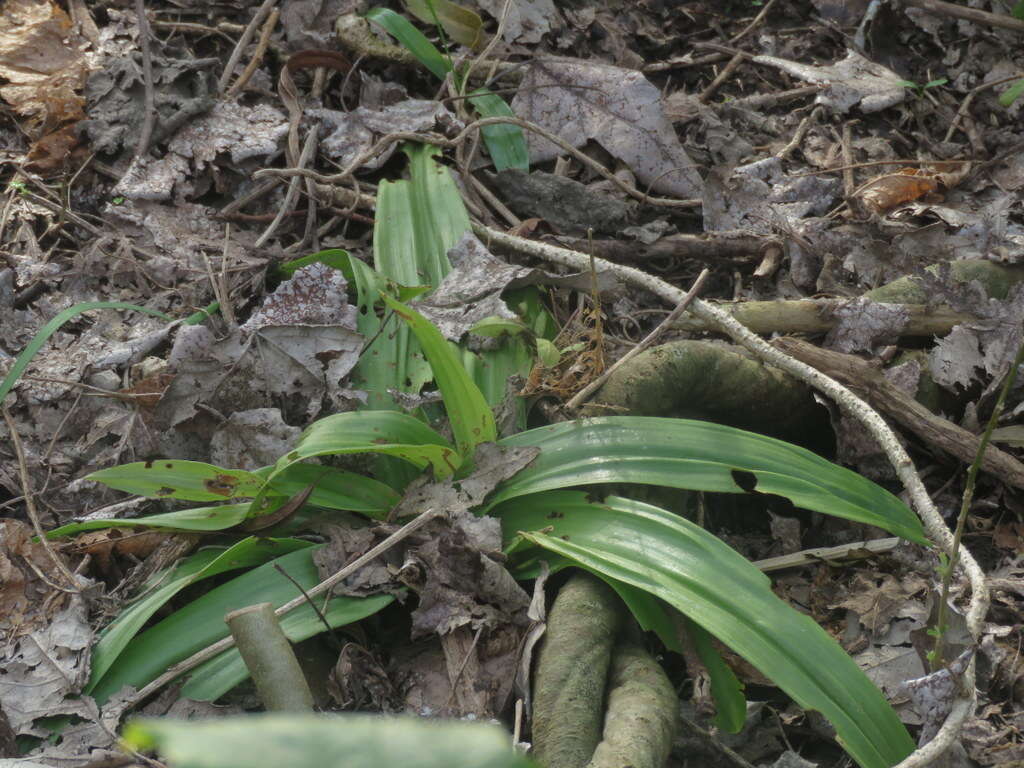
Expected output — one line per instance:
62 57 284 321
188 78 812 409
773 338 1024 490
776 106 821 161
944 73 1024 142
730 0 779 43
255 127 318 248
225 8 279 98
753 537 900 573
133 0 156 158
151 20 237 44
730 84 823 109
699 52 746 103
255 115 702 209
752 243 783 279
788 158 972 178
643 52 729 74
2 407 79 591
218 0 279 94
840 121 856 198
566 269 709 410
895 0 1024 33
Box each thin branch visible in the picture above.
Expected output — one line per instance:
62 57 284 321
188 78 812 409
2 407 79 591
255 115 702 209
218 0 279 95
895 0 1024 33
224 8 279 98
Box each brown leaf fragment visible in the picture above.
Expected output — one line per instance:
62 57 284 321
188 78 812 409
0 0 89 166
511 58 703 198
851 168 939 216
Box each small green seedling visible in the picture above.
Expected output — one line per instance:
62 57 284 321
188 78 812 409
999 78 1024 108
898 77 948 96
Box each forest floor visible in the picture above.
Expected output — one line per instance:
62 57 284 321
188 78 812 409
1 0 1023 766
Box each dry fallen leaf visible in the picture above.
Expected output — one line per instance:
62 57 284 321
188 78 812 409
851 168 940 216
512 57 704 198
0 0 90 170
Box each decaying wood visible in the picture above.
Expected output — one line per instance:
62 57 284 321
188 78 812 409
558 232 781 264
753 537 900 573
673 299 971 336
773 337 1024 490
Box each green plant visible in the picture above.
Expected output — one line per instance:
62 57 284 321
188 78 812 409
365 7 528 171
41 148 927 768
897 77 948 96
51 287 927 767
999 77 1024 107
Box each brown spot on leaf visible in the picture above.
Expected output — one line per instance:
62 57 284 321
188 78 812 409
204 474 239 496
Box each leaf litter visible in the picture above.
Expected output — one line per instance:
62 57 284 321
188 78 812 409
0 0 1022 764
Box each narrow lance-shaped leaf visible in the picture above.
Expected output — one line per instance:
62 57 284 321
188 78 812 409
494 491 915 768
87 538 312 693
363 9 527 170
263 410 459 492
86 461 265 502
382 294 496 461
122 714 534 768
491 417 928 544
1 301 171 406
88 545 391 704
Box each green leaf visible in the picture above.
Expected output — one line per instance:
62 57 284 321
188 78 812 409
267 410 459 484
262 464 400 517
350 145 469 411
466 88 529 171
469 316 530 338
1012 0 1024 19
403 0 483 49
86 461 265 501
505 540 747 736
365 7 451 79
535 338 560 367
688 619 746 733
0 302 171 407
363 9 526 170
382 295 495 460
999 78 1024 107
47 503 251 537
494 491 915 768
88 545 389 704
491 417 928 545
278 249 354 281
87 538 311 694
122 713 535 768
